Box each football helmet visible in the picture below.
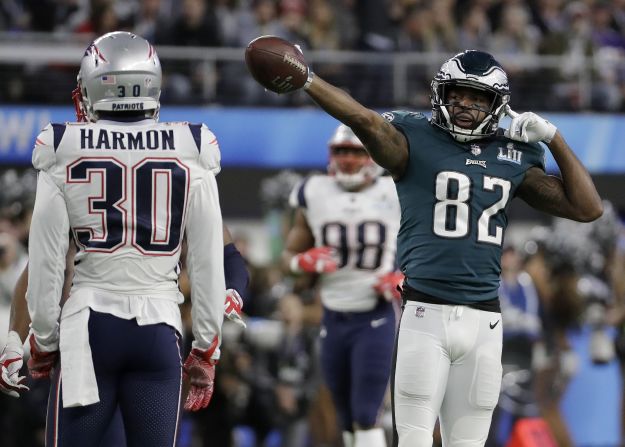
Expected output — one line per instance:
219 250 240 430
72 31 162 122
327 124 382 190
431 50 510 142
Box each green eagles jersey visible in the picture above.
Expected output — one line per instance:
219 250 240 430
386 111 545 303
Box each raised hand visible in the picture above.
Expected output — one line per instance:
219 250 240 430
504 106 557 144
224 289 246 328
0 331 29 398
290 246 339 274
374 271 405 301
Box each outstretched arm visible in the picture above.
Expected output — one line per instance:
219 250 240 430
517 132 603 222
305 76 409 179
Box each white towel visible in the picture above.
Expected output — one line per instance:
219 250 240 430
59 307 99 407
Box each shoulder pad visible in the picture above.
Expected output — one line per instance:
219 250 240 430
32 123 57 171
381 110 426 123
288 175 319 209
190 123 221 175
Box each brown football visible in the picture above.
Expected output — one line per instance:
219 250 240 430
245 36 308 94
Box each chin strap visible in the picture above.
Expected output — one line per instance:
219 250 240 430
72 86 87 122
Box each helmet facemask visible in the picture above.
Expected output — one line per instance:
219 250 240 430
327 124 383 190
431 50 510 142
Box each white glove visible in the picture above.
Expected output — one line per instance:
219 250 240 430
224 289 246 329
504 106 557 143
0 331 29 398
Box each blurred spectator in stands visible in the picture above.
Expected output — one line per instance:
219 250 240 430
487 245 544 446
236 0 285 48
132 0 165 43
531 0 567 35
488 3 541 109
538 1 594 110
609 221 625 443
349 0 396 107
215 0 241 46
0 0 29 31
394 3 439 108
21 0 89 32
278 0 309 49
232 0 298 105
74 0 120 37
524 225 584 447
234 292 319 446
456 3 491 51
156 0 222 103
0 169 36 247
395 4 438 52
489 4 540 61
430 0 458 52
269 293 318 446
589 1 625 111
304 0 350 89
0 232 27 309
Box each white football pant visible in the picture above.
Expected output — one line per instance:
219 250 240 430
394 301 503 447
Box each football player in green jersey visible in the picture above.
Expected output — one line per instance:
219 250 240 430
250 47 603 447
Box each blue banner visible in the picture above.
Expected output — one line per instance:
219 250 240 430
1 106 624 173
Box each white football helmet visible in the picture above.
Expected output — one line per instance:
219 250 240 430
72 31 162 122
327 124 383 190
431 50 510 142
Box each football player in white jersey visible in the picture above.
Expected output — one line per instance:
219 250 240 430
23 31 226 446
283 124 403 447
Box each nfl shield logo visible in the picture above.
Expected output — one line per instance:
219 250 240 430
415 306 425 318
470 144 481 156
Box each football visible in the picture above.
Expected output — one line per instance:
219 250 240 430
245 36 309 94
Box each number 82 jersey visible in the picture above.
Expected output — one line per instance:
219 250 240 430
387 111 545 303
289 174 401 312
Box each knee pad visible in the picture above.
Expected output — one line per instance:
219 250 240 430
343 431 355 447
397 427 433 447
354 427 387 447
470 352 502 409
395 333 442 400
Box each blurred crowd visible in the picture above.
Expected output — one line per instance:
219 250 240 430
1 0 625 110
0 167 624 447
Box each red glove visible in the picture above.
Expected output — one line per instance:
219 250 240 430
27 336 58 380
183 337 218 411
290 246 338 274
374 271 405 301
224 289 246 328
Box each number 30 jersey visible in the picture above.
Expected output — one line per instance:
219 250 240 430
290 175 400 312
27 118 225 352
386 111 545 303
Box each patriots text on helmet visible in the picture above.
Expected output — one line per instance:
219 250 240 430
112 103 144 111
80 128 175 150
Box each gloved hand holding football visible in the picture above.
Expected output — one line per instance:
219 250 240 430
245 35 311 94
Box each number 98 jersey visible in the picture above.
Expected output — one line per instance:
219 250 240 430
386 111 545 304
289 174 401 312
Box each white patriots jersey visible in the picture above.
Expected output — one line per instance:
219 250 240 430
290 175 400 312
27 118 225 353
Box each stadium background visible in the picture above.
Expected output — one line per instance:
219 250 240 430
1 0 624 446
